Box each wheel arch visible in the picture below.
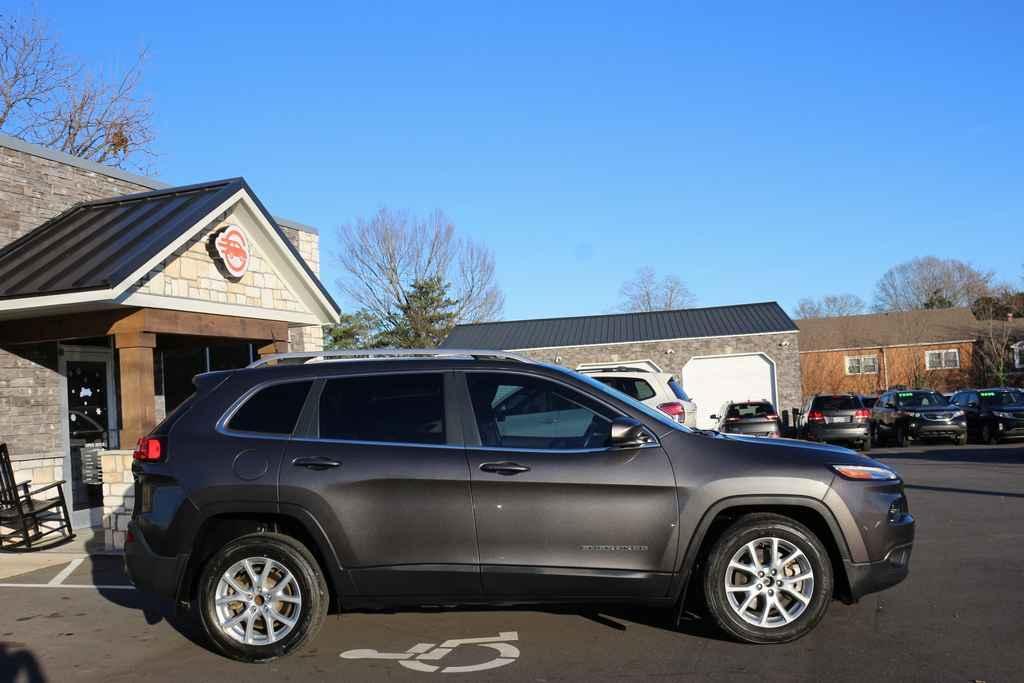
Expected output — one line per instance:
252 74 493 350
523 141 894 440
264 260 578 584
673 496 855 605
177 505 351 612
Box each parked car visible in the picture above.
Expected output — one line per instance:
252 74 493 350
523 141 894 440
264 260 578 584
801 394 872 451
580 366 697 427
859 395 879 410
950 387 1024 444
710 400 782 437
871 389 967 447
125 349 914 660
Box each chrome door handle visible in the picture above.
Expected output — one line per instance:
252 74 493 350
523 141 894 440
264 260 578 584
479 462 531 475
292 456 341 470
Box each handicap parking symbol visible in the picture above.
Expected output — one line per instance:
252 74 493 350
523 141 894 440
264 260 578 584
340 631 520 673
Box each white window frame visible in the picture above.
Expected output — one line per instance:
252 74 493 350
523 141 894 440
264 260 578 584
1013 341 1024 370
844 354 878 375
925 348 960 370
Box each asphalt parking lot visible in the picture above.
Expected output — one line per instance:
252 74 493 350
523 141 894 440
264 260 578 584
2 442 1022 682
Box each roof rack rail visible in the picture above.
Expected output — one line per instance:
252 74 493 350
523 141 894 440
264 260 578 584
247 348 537 368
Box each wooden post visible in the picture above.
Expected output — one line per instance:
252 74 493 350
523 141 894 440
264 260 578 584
257 340 290 358
115 331 157 448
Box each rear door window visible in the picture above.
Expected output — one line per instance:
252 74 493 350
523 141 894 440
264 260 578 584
598 377 656 401
319 373 445 444
228 380 313 435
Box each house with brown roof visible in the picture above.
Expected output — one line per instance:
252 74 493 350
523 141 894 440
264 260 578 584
797 308 980 398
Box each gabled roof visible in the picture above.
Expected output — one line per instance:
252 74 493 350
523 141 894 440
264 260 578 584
441 302 797 350
796 307 979 352
0 178 339 319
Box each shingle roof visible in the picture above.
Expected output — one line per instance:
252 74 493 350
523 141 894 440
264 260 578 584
0 178 339 312
441 302 797 350
796 308 979 351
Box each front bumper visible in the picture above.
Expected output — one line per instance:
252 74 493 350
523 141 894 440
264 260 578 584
908 420 966 440
844 541 913 600
124 520 189 601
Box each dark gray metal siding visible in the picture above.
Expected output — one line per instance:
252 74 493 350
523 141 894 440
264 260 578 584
0 179 242 298
441 302 798 350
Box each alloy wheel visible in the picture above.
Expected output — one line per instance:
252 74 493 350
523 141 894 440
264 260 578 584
723 536 814 628
213 557 303 646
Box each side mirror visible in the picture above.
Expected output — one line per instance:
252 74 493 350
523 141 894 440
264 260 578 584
884 402 895 409
610 417 650 449
968 401 978 409
709 414 720 421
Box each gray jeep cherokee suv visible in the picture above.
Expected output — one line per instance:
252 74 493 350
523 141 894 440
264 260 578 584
125 350 914 662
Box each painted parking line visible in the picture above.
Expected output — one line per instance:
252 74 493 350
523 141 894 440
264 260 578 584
47 557 85 585
0 582 135 589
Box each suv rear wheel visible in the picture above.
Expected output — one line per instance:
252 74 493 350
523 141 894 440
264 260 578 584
197 532 328 662
703 513 833 644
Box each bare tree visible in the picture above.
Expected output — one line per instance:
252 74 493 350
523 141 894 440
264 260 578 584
336 207 504 327
972 298 1016 386
0 12 153 169
873 256 994 312
619 267 695 312
793 294 866 319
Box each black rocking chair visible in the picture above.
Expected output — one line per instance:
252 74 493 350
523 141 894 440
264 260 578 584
0 443 75 551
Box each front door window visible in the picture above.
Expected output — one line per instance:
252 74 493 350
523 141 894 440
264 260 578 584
62 348 116 524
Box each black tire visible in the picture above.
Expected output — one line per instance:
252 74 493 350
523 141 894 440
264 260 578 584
197 532 329 663
981 423 999 445
702 513 833 644
953 433 967 446
859 438 872 452
895 425 909 448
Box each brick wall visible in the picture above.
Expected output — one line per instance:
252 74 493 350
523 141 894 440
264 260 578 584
517 331 803 414
801 341 975 398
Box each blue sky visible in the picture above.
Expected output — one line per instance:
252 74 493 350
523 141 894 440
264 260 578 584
45 1 1024 319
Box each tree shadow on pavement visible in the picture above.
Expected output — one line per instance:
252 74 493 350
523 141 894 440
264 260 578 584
875 443 1024 465
0 641 46 683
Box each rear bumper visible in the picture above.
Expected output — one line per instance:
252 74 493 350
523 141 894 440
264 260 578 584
844 542 913 601
805 423 869 442
124 520 189 601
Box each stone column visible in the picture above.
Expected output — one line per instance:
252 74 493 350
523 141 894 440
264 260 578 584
101 449 135 551
115 331 157 448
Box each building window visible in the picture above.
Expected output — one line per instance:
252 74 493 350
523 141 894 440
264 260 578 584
845 355 878 375
1013 342 1024 370
925 349 960 370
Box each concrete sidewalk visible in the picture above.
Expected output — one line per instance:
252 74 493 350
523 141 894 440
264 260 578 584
0 527 117 580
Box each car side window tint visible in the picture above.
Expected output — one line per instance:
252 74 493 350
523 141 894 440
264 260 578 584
466 373 613 450
228 380 313 435
319 373 445 444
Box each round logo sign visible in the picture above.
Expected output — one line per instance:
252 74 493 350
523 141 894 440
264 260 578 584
212 225 250 278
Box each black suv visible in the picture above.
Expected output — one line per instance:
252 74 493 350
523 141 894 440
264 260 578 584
125 350 914 661
801 394 872 451
871 389 967 447
950 387 1024 444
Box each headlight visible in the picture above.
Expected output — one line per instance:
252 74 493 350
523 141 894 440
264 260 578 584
994 410 1013 419
951 409 965 418
904 411 922 419
831 464 899 481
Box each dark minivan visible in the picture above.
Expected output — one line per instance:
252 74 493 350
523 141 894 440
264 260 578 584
124 350 914 662
801 395 872 451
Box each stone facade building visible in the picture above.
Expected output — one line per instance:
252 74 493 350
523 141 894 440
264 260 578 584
442 302 802 429
0 133 338 543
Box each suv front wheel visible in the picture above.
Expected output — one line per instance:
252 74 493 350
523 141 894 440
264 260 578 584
702 513 833 644
197 532 329 662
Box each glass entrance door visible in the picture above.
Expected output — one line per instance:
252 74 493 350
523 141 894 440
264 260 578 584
60 345 118 528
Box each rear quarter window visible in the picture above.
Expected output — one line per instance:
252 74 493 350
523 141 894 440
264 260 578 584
227 380 314 435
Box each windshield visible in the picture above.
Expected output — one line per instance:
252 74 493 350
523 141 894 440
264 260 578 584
979 389 1024 406
547 364 692 432
895 391 947 408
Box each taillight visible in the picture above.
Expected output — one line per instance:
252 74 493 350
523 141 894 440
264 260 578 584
807 410 825 423
658 402 685 422
764 413 780 421
133 436 165 462
854 408 871 421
